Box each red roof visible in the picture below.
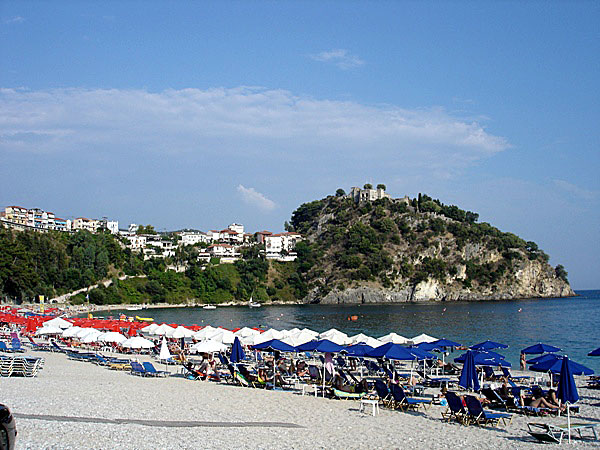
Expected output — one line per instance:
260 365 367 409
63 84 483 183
208 243 233 249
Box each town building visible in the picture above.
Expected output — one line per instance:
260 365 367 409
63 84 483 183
348 186 391 203
72 217 100 233
178 231 210 246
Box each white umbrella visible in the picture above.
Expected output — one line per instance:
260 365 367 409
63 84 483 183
35 325 64 335
190 339 226 353
43 317 74 329
159 336 172 371
363 337 385 348
98 331 127 344
411 333 437 345
193 325 217 340
170 326 194 339
379 332 409 344
234 327 260 338
301 328 319 337
152 324 175 336
282 331 315 347
122 336 155 349
210 329 236 345
75 328 100 339
254 329 284 345
140 323 159 334
82 330 104 343
61 326 83 337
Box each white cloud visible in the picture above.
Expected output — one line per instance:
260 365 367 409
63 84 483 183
310 49 365 70
4 16 25 24
553 179 598 201
237 185 276 211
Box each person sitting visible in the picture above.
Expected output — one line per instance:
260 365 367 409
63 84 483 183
528 387 564 411
296 360 309 378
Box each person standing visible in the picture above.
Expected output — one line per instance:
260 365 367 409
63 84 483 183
520 352 527 371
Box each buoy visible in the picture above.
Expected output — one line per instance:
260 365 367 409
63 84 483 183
350 315 358 321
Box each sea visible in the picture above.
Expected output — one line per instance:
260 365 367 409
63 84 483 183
101 289 600 373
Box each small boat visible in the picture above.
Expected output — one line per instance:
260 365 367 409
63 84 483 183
203 305 217 310
135 315 154 322
248 296 261 308
126 306 142 311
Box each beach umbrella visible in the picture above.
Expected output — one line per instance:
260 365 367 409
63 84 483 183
234 327 260 338
458 350 480 391
211 329 236 345
470 340 508 350
343 343 374 357
62 326 83 338
127 326 137 337
82 330 104 343
431 338 461 348
190 339 227 354
282 331 315 347
98 331 127 344
411 333 437 345
379 332 409 344
530 355 594 376
169 326 194 339
588 347 600 357
454 350 511 367
521 343 561 354
230 336 246 364
406 347 437 361
140 323 158 334
42 317 73 329
159 336 172 370
251 339 296 353
557 356 579 443
152 324 175 336
366 342 419 361
122 336 155 349
35 325 64 335
526 353 557 365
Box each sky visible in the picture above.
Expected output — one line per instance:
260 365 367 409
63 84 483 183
1 1 599 289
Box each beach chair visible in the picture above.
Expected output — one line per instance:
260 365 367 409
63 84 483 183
10 338 26 353
0 342 10 352
27 336 51 351
527 422 599 444
130 361 149 376
142 362 169 377
464 395 512 427
482 366 499 381
441 392 467 424
333 388 365 400
373 379 393 407
390 384 432 411
51 341 68 353
481 388 508 410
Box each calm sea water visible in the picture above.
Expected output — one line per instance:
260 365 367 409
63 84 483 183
102 290 600 373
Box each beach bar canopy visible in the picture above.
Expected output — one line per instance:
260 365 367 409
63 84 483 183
521 343 561 354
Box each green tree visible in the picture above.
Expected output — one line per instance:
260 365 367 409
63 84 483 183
363 183 373 190
335 188 346 197
376 184 386 190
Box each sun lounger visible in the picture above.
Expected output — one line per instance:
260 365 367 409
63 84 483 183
130 361 149 376
142 361 169 377
374 379 393 407
27 336 52 351
464 395 512 427
390 384 432 411
527 422 599 444
442 391 467 424
333 388 365 400
481 388 508 410
10 338 26 353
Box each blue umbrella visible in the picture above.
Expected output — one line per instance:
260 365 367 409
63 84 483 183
296 339 344 353
366 342 419 361
527 353 558 365
454 351 511 367
458 350 480 391
406 347 437 360
530 356 594 376
431 338 461 348
521 343 561 354
557 356 579 443
342 343 373 357
251 339 296 352
230 336 245 364
588 347 600 357
470 340 508 350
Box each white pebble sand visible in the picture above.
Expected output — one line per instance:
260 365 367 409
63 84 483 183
1 350 599 449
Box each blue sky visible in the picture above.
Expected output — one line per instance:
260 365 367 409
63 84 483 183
1 1 599 289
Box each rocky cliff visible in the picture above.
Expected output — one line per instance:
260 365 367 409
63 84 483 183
289 191 574 304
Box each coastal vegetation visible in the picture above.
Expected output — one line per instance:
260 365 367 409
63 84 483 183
0 188 572 306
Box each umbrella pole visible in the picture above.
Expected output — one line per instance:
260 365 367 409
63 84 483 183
567 402 571 443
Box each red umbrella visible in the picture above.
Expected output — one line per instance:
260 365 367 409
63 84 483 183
127 326 137 337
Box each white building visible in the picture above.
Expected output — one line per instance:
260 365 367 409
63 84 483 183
125 235 147 250
72 217 100 233
264 232 302 260
178 231 210 246
349 186 391 203
106 221 119 234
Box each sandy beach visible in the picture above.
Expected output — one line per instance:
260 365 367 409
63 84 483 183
1 350 599 449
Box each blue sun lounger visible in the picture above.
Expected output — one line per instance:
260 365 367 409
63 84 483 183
390 384 431 411
464 395 512 427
